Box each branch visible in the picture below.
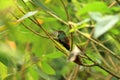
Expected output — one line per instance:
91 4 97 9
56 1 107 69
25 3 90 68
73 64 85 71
77 30 120 61
46 11 68 25
60 0 73 51
10 12 48 39
97 64 120 79
90 42 113 69
115 0 120 5
76 30 120 78
25 1 70 55
60 0 70 20
29 0 68 25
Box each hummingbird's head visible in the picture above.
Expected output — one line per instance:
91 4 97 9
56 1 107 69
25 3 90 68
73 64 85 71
53 30 70 50
57 31 66 39
53 30 66 39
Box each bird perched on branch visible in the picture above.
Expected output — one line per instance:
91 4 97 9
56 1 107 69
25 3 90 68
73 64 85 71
53 30 82 65
54 30 70 50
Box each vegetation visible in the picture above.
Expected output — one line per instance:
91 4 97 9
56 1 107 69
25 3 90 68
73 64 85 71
0 0 120 80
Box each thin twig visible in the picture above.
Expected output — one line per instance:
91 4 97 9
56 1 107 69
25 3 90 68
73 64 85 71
97 64 120 79
60 0 73 51
21 0 31 11
16 4 39 26
90 42 112 69
29 0 69 25
15 4 49 39
77 30 120 78
17 1 70 56
60 1 78 80
66 69 74 80
71 65 80 80
84 27 94 50
10 12 48 39
115 0 120 5
46 11 68 25
109 1 117 8
108 0 120 8
30 11 68 56
107 54 118 71
30 12 69 56
77 30 120 61
82 50 120 79
60 0 69 20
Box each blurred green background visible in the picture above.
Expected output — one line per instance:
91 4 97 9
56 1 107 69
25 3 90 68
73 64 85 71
0 0 120 80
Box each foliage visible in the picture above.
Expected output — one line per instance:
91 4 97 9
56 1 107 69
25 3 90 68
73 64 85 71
0 0 120 80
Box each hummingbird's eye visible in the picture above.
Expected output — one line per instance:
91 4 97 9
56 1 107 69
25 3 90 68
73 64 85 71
58 33 60 37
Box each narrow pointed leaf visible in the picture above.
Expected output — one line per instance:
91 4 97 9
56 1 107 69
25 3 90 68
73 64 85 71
17 10 38 22
89 12 120 38
31 0 49 11
94 15 119 38
40 62 56 75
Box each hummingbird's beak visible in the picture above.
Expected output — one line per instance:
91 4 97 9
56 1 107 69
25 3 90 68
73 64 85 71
52 31 59 39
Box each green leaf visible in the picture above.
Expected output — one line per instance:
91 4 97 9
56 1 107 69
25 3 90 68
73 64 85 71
77 1 110 16
31 0 49 11
41 17 56 22
0 43 15 67
32 38 55 57
69 18 90 33
0 43 23 67
46 52 64 59
0 53 14 67
27 66 39 80
89 12 102 21
92 66 108 76
40 62 56 75
17 10 38 22
0 0 14 11
90 13 119 38
35 65 51 80
0 62 7 80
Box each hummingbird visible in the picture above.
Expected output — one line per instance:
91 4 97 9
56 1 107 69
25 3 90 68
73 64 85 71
54 31 81 65
55 30 70 50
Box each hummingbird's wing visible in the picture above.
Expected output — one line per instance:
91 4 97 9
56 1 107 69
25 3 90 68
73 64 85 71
58 37 70 50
